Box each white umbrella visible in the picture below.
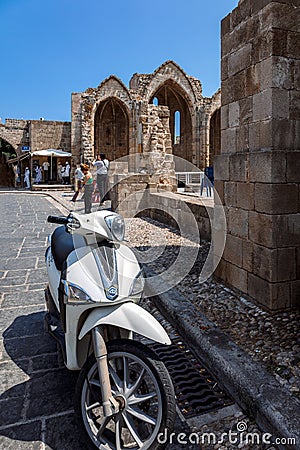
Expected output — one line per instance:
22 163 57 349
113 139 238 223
31 149 71 181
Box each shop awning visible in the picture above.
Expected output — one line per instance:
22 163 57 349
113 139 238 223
31 149 72 157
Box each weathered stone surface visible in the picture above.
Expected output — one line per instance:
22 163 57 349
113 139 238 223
223 234 243 267
255 183 299 214
236 182 255 210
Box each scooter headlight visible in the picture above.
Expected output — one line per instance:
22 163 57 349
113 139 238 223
105 214 125 242
63 281 94 304
129 270 145 297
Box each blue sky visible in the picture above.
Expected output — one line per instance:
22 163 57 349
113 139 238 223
0 0 238 123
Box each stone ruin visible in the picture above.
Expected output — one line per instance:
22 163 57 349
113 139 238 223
71 60 221 193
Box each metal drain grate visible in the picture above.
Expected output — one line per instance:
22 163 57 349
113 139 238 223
150 337 233 418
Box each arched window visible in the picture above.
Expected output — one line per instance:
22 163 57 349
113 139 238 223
174 111 180 144
153 97 159 106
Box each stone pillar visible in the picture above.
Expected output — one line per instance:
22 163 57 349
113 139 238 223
214 0 300 311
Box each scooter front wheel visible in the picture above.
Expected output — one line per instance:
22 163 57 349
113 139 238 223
75 339 176 450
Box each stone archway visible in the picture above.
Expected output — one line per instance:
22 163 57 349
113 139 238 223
0 138 17 186
150 81 193 167
94 97 129 161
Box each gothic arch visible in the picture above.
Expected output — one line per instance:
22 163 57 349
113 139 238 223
149 78 194 165
94 97 130 160
95 75 132 107
145 60 201 104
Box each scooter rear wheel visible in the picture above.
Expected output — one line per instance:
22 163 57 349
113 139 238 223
75 339 176 450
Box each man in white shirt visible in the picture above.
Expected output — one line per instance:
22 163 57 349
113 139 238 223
42 161 50 182
63 161 70 184
92 154 109 205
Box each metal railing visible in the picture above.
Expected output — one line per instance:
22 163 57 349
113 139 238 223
175 171 204 187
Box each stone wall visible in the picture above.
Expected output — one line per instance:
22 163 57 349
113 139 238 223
214 0 300 311
0 119 29 153
30 120 71 152
0 119 71 155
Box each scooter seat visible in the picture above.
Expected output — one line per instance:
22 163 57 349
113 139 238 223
51 226 86 271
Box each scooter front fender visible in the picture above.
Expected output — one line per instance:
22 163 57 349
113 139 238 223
78 302 171 345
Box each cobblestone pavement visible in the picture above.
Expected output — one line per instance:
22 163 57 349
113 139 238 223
0 191 291 449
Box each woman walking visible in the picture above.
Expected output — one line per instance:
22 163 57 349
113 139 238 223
81 164 94 214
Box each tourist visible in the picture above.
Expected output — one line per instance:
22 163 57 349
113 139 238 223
92 154 109 205
71 165 84 203
35 165 42 184
42 160 50 182
62 161 70 184
81 164 94 214
24 167 30 189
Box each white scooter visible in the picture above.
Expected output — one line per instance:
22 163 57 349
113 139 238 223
44 210 175 450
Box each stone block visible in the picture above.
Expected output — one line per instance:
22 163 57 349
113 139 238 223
221 128 237 154
223 234 243 267
248 122 261 151
231 0 251 28
273 89 290 119
221 54 229 81
288 31 300 58
252 244 277 282
290 91 300 120
226 261 248 293
237 124 250 152
250 0 272 15
297 247 300 279
255 183 299 214
225 181 237 207
291 280 300 308
261 3 300 33
245 65 260 97
240 97 253 124
221 79 235 105
277 247 297 281
214 258 227 281
242 239 254 272
273 213 300 247
253 90 272 121
249 211 274 247
229 102 240 127
233 71 247 101
259 119 273 149
273 57 293 90
273 119 298 150
249 152 287 183
248 273 291 310
214 155 230 181
229 153 249 182
228 207 249 238
221 105 229 130
228 44 252 77
221 13 231 38
237 182 255 210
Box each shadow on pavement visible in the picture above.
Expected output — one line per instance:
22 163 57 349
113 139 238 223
0 312 93 450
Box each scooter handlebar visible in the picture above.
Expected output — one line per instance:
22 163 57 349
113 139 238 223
47 215 69 225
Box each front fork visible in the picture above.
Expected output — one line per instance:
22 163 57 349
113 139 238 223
92 326 120 417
